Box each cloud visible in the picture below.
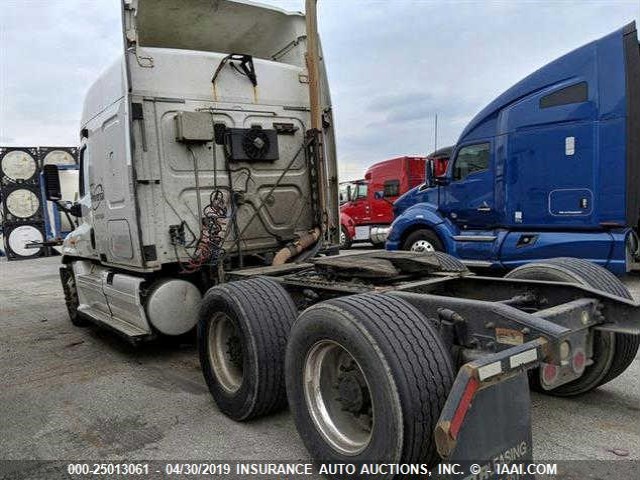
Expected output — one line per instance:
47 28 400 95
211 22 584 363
0 0 122 146
1 0 639 182
319 0 639 177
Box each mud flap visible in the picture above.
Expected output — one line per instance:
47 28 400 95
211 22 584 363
435 340 546 479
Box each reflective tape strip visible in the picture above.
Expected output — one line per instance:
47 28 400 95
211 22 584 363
509 348 538 368
478 361 502 381
450 376 479 440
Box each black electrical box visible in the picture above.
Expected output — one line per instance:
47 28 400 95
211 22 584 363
224 126 279 162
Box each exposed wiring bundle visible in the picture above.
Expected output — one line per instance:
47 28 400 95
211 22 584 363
180 190 228 273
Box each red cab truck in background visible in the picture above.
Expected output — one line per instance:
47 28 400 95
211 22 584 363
340 148 451 248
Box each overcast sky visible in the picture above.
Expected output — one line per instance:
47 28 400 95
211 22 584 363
1 1 639 180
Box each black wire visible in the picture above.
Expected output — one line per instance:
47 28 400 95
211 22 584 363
225 141 306 256
180 189 228 273
187 146 204 229
61 209 75 232
224 155 243 268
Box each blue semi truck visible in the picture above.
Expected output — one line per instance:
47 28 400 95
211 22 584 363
386 23 640 275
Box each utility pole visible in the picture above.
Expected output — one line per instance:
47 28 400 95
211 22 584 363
434 113 438 153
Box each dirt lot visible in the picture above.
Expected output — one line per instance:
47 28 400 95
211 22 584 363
1 255 638 466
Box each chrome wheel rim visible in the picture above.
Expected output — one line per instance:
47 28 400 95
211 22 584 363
410 239 435 252
304 340 374 455
208 313 243 393
340 230 347 247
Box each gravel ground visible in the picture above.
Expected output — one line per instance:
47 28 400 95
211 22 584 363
0 255 638 469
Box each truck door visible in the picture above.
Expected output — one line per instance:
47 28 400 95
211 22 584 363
503 81 596 228
350 183 371 224
378 179 400 224
88 99 143 267
442 142 497 228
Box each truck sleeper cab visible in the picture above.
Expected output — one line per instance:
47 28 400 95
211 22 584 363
387 23 640 275
51 0 338 338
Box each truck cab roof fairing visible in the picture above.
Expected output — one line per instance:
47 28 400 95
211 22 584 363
123 0 307 68
457 23 635 144
81 58 127 128
85 0 308 127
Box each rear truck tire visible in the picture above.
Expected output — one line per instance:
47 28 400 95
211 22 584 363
506 257 639 395
531 258 639 387
402 229 444 253
197 277 297 421
433 251 469 273
340 226 352 249
60 264 87 327
285 293 454 475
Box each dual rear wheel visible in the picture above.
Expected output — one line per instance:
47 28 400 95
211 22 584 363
286 294 454 468
197 277 296 420
198 278 454 469
505 257 639 396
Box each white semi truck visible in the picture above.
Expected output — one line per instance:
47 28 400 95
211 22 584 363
45 0 339 337
43 1 640 477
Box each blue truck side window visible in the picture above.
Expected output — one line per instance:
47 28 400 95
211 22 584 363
539 82 588 109
453 143 490 181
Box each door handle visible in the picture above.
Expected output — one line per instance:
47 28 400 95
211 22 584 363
477 205 492 212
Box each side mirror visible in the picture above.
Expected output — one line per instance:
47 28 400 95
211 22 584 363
374 191 384 199
43 164 82 218
43 164 62 201
346 185 352 201
68 203 82 218
425 158 436 187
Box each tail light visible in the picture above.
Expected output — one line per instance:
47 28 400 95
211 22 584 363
542 363 559 386
571 348 586 374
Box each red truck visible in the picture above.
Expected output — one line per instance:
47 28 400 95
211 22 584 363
340 150 451 248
